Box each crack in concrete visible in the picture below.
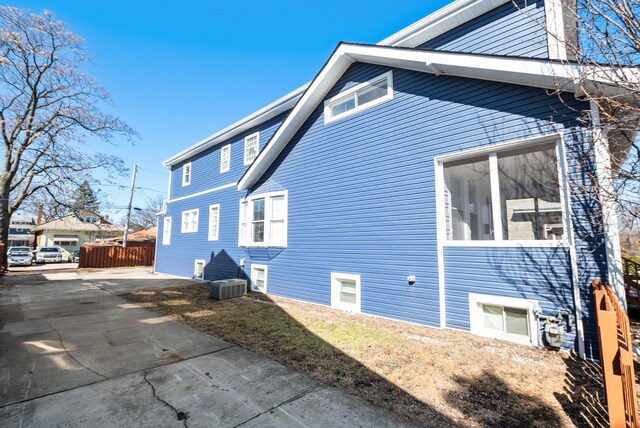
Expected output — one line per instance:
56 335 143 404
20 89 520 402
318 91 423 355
232 385 321 427
47 322 108 380
143 371 189 427
0 346 236 410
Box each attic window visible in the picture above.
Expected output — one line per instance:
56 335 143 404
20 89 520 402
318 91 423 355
324 71 393 124
244 133 259 165
182 162 192 186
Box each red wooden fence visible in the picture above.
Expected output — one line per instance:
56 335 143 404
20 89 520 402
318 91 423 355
79 246 155 268
592 279 639 428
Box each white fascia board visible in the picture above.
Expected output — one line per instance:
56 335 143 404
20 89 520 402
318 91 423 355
348 46 637 96
379 0 510 47
238 44 638 191
162 83 309 167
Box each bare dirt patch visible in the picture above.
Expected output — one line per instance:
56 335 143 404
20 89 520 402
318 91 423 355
122 284 608 427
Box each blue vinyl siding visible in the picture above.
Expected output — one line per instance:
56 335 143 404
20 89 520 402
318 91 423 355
156 186 245 281
156 60 607 357
444 246 576 347
169 112 288 200
419 0 549 58
244 62 604 351
156 111 290 280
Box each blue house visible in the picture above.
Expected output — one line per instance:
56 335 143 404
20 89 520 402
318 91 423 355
155 0 636 360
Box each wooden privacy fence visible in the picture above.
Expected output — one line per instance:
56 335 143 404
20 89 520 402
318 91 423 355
80 246 155 268
623 257 640 308
593 279 639 428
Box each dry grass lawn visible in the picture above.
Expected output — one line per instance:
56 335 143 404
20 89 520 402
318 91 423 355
122 283 609 427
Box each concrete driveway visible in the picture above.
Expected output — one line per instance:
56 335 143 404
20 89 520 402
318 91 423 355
0 268 413 427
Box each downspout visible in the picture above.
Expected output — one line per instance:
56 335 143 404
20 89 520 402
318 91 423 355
590 101 626 308
558 135 586 359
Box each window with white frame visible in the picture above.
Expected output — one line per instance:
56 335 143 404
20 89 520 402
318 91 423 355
220 145 230 173
162 217 171 245
53 235 79 247
244 132 259 165
238 191 287 247
194 259 205 280
251 264 268 293
181 209 199 233
442 141 565 242
182 163 191 186
324 71 393 124
331 272 361 313
468 293 539 346
208 204 220 241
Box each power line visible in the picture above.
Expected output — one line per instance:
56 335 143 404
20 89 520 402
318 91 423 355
136 166 168 176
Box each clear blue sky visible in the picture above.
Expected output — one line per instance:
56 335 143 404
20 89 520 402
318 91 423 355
12 0 450 222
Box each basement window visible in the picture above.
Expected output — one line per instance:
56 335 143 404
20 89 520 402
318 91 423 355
469 293 539 346
324 71 393 124
194 259 205 280
251 264 268 293
331 272 361 313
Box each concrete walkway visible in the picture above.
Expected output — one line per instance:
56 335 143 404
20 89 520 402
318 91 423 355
0 268 413 427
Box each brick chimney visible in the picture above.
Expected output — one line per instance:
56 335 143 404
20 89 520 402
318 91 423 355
36 205 43 225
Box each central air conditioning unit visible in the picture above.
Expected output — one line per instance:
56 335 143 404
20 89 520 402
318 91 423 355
209 279 247 300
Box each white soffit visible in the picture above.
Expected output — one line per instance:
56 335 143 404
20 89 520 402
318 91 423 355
238 43 637 191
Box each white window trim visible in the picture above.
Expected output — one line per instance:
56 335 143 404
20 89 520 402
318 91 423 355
436 134 571 247
220 144 230 173
182 162 192 186
244 132 260 166
238 190 288 248
194 259 206 280
181 208 199 233
208 204 220 241
324 70 394 124
468 293 539 346
162 217 172 245
250 264 268 293
331 272 361 313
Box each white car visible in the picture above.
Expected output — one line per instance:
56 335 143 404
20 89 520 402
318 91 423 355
35 247 65 263
7 247 33 266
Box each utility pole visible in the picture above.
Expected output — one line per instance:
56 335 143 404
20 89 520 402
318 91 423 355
123 164 137 248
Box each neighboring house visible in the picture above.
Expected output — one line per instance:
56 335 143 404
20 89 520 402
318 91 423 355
105 227 157 248
8 214 36 247
32 212 125 253
155 0 638 360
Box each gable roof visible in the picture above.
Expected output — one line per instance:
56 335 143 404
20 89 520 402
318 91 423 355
32 214 124 233
238 43 638 191
162 0 535 168
105 227 157 243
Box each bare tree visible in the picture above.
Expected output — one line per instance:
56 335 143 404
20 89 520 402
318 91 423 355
0 7 135 268
536 1 640 219
127 194 164 232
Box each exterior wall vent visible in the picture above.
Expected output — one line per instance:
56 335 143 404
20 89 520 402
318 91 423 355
209 279 247 300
